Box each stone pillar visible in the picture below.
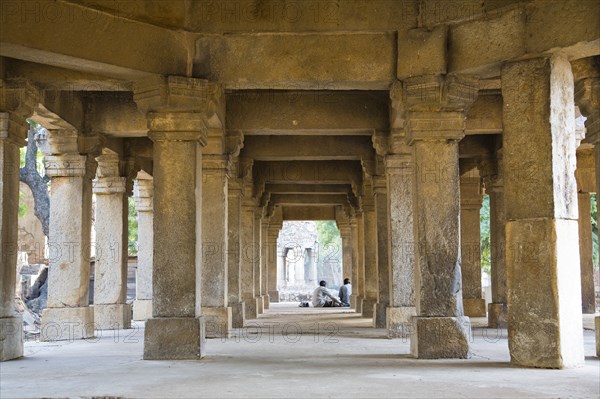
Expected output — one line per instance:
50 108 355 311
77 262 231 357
92 150 131 330
354 212 365 313
0 113 25 360
260 216 269 310
502 56 583 368
385 152 417 338
228 176 244 328
241 201 258 319
38 129 95 341
460 167 486 317
132 173 153 320
267 221 282 303
372 174 390 328
349 217 360 311
254 210 264 314
338 222 353 287
486 152 508 328
578 192 595 314
201 156 231 338
361 185 378 319
134 76 221 359
401 75 478 359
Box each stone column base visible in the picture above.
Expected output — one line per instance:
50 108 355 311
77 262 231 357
133 299 153 321
244 297 259 320
463 298 486 317
0 316 23 361
386 306 417 338
374 302 388 328
362 299 376 318
268 290 280 303
231 302 245 328
94 303 132 330
262 294 270 310
410 316 471 359
144 316 205 360
488 302 508 328
595 316 600 358
202 307 232 338
352 296 363 313
256 296 264 314
41 307 94 341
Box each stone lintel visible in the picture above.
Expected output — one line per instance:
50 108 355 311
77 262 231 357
143 317 205 360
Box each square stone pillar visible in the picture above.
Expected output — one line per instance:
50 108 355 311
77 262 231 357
260 215 269 310
481 150 508 328
132 172 153 321
353 211 365 313
241 200 259 319
578 192 596 314
92 150 131 330
37 129 95 341
267 221 282 303
254 210 264 314
228 176 245 328
201 155 231 338
0 113 26 360
361 184 378 319
385 153 417 338
134 76 222 359
372 174 390 328
349 217 360 311
502 55 584 368
459 167 486 317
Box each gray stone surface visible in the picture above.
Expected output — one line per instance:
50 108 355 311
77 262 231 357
144 317 205 360
41 306 94 341
0 316 23 361
94 303 132 330
411 316 471 359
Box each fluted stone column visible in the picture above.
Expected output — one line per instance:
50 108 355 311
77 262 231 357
267 221 282 303
578 192 595 314
93 150 131 330
228 176 245 327
385 152 417 338
372 175 390 328
38 129 95 341
0 113 26 360
460 168 486 317
241 201 259 319
485 152 508 328
361 185 378 319
502 56 583 368
132 173 153 320
134 76 221 359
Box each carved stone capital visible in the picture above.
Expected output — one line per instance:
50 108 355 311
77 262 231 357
402 74 479 111
372 131 389 157
147 112 208 145
0 112 27 147
406 111 465 143
35 128 79 156
0 79 39 121
44 153 87 178
226 130 245 157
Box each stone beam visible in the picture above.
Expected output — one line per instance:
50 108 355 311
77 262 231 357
195 33 396 90
241 135 374 161
253 161 363 185
269 194 349 206
3 58 131 91
226 91 388 134
282 206 337 221
265 184 351 195
84 93 147 137
0 0 189 79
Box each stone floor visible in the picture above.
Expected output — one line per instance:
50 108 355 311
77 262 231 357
1 303 599 399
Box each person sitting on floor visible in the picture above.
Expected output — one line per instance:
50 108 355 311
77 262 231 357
338 278 352 307
312 280 342 307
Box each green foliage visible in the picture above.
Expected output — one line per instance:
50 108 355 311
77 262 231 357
18 192 28 217
20 146 26 168
128 197 138 255
480 195 491 274
591 194 598 271
316 220 341 247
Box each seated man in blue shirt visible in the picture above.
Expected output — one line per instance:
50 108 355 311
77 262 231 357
312 280 342 307
338 278 352 307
